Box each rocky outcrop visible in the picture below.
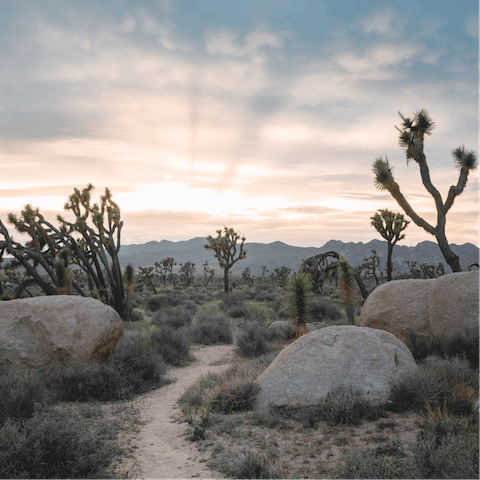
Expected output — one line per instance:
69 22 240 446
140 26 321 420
254 325 417 411
0 296 123 373
359 271 479 344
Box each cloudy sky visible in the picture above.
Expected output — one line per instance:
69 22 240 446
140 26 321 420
1 0 478 248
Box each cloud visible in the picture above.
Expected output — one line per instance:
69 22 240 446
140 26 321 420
465 14 479 38
358 6 395 36
205 24 288 60
420 11 447 37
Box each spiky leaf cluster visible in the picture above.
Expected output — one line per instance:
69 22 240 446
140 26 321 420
287 272 313 338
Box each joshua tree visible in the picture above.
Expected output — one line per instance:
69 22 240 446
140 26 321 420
179 261 195 286
205 226 246 293
371 209 409 281
202 261 215 288
0 185 127 319
287 271 313 338
138 266 157 293
373 109 478 273
274 266 291 288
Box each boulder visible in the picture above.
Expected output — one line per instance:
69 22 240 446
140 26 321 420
359 271 479 344
254 325 417 412
268 320 292 339
0 296 123 374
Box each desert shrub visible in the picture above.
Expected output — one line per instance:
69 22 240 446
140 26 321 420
150 326 190 366
180 362 265 413
178 372 222 409
48 361 123 402
190 311 233 345
146 293 179 312
310 298 343 322
321 385 385 425
388 357 478 415
113 332 169 393
0 407 118 479
413 413 479 479
236 322 273 359
444 326 479 369
218 448 285 479
0 368 54 426
244 302 273 324
209 383 260 414
152 307 193 329
126 308 144 322
338 442 418 479
406 326 479 369
220 291 247 318
271 385 384 428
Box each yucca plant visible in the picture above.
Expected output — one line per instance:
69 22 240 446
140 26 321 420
287 271 313 338
338 256 357 325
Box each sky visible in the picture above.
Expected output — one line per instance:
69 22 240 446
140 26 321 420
0 0 478 248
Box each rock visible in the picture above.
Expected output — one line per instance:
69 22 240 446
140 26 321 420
268 320 292 339
428 272 479 339
0 296 123 374
359 271 479 344
306 321 327 331
254 325 417 411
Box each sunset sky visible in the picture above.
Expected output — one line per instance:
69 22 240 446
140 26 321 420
1 0 478 248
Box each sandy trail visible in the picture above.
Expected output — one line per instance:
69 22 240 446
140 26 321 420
121 344 236 479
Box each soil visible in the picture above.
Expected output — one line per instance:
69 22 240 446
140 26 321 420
113 343 237 479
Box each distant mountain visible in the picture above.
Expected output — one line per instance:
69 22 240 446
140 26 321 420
118 237 479 275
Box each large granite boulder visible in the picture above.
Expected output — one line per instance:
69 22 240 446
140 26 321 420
0 296 123 374
359 271 479 344
254 325 417 412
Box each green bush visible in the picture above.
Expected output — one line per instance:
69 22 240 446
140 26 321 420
152 307 193 329
236 322 273 358
388 357 478 415
209 383 260 414
230 451 284 480
190 312 233 345
406 326 479 369
338 443 418 479
48 361 123 402
310 298 343 322
50 332 168 401
244 303 273 324
0 368 54 426
271 385 384 428
413 416 479 479
444 326 479 369
113 332 169 393
146 293 179 312
220 291 247 318
0 407 118 479
150 326 190 366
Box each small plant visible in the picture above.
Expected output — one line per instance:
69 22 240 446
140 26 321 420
0 406 118 479
236 322 272 358
0 368 54 426
185 406 213 441
338 256 358 324
190 311 233 345
150 326 191 366
232 451 283 480
309 298 343 322
146 293 178 312
152 307 193 329
287 271 313 337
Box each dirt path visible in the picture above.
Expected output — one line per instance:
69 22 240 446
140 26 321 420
120 344 236 479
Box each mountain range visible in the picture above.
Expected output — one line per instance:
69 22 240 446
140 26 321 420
118 237 479 276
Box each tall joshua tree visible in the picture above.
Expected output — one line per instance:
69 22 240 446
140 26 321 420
205 226 246 293
371 209 409 281
373 109 477 272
